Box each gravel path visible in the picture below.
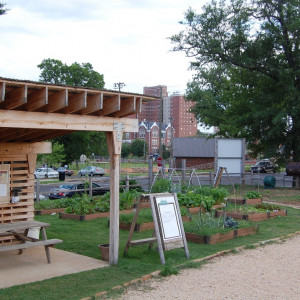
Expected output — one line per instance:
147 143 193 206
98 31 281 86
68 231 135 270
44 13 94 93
117 235 300 300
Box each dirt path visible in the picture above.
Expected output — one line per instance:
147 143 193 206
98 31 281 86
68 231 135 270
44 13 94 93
116 235 300 300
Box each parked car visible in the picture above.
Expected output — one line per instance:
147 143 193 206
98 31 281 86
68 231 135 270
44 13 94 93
34 193 47 201
34 167 59 179
49 182 109 199
57 167 74 176
251 159 278 173
78 166 105 177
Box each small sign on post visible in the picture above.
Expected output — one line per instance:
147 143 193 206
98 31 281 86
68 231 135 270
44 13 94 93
157 156 162 167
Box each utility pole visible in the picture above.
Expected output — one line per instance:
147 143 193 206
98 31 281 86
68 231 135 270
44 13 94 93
158 86 163 158
113 82 126 91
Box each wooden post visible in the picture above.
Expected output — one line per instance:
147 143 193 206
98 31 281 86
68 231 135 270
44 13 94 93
89 177 93 197
126 174 129 191
106 123 123 265
148 158 153 191
182 159 186 183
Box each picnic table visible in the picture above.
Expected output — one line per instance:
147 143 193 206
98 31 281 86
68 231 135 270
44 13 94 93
0 220 62 263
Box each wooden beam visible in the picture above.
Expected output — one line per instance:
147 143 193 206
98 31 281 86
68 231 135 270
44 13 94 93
65 91 87 113
112 96 136 117
2 85 27 109
106 130 122 265
27 153 37 174
136 97 142 113
100 95 120 116
0 109 139 132
25 87 48 111
0 142 52 154
45 89 68 113
79 92 103 115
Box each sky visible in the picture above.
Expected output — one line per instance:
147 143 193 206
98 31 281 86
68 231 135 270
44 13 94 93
0 0 208 95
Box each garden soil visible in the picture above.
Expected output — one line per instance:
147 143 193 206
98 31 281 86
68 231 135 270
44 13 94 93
116 234 300 300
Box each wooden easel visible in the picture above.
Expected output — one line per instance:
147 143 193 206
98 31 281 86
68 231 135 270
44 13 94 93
214 167 236 194
123 193 189 264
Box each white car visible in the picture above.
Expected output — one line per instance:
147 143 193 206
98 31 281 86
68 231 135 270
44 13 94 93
78 166 105 177
34 167 59 179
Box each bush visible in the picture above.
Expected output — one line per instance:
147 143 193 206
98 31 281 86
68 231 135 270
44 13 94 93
150 178 170 193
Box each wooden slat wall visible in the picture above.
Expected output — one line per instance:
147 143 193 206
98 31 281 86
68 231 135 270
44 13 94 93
0 155 34 244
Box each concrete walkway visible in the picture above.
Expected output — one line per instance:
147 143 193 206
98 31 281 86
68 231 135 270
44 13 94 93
0 246 109 289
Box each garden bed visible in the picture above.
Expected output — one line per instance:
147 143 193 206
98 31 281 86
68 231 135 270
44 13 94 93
35 208 66 215
185 225 259 245
215 209 287 221
226 197 262 205
59 209 133 221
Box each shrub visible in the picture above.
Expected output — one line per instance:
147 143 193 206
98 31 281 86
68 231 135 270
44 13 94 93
244 191 262 199
150 178 170 193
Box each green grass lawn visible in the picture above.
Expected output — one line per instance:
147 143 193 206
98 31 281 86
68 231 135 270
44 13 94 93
1 202 300 300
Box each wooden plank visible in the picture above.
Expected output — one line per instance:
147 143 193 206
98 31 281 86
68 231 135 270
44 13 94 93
100 95 120 116
0 142 51 154
79 92 103 115
129 237 157 246
112 96 136 117
65 91 87 113
0 109 139 133
1 85 27 109
45 89 68 113
0 220 50 233
25 87 48 111
0 239 62 252
0 212 34 222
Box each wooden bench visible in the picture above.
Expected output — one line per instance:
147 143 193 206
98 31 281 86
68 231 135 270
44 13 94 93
0 220 63 263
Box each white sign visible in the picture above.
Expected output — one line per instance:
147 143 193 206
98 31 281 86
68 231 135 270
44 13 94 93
155 196 182 241
80 154 87 163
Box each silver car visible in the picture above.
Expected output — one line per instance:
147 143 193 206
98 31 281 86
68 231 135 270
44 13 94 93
78 166 105 177
34 167 59 179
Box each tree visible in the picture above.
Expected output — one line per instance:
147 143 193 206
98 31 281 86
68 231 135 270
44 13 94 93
121 143 131 158
131 139 146 157
0 3 8 15
38 58 107 164
38 58 105 88
170 0 300 163
37 142 65 167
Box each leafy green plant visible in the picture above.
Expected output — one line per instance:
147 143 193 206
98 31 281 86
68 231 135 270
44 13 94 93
244 191 262 199
119 189 141 210
177 192 215 211
65 194 94 215
150 178 170 193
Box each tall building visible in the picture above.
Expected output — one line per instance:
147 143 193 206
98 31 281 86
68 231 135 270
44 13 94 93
170 93 197 138
139 85 168 123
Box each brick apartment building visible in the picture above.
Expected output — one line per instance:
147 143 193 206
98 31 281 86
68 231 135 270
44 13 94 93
124 85 197 155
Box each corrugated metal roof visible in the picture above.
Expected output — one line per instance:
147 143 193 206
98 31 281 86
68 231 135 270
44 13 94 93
173 137 215 157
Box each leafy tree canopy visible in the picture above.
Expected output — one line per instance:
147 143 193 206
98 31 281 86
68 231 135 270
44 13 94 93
0 3 7 15
131 139 147 157
38 58 107 164
38 58 105 89
171 0 300 163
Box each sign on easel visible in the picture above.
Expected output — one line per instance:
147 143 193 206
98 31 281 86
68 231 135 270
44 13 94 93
124 193 189 264
0 164 10 204
154 194 184 250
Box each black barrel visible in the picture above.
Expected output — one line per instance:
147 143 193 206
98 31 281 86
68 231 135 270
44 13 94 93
58 170 65 181
286 162 300 176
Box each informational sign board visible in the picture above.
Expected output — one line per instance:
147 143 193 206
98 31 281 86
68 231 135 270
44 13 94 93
215 138 245 174
154 195 184 250
124 193 189 264
0 164 10 204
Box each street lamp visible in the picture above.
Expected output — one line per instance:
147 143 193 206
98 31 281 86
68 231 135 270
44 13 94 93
113 82 126 91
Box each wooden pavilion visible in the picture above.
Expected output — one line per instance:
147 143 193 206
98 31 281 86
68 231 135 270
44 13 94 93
0 77 157 264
